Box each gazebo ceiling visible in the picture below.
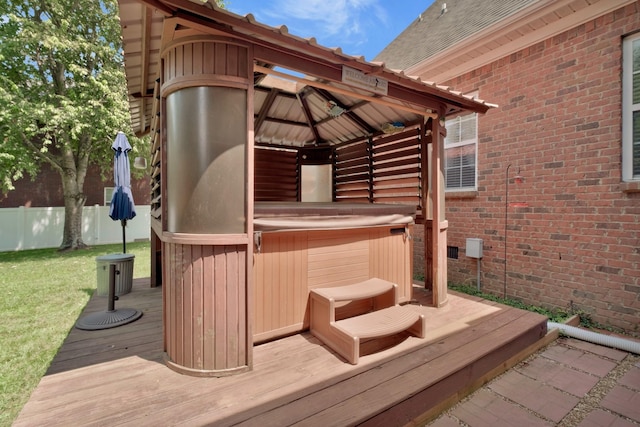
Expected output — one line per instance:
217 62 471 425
117 0 496 146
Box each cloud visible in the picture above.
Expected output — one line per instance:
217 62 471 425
261 0 388 47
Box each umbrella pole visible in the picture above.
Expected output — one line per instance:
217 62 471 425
121 219 126 253
108 263 116 311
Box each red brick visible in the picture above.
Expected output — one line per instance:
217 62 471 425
432 4 640 335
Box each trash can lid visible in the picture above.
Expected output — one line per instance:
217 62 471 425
96 253 135 261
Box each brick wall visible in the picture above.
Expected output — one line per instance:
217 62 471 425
0 162 150 208
416 3 640 335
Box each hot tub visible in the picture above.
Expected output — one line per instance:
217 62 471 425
253 202 416 343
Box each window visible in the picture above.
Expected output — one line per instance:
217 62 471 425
301 164 333 202
104 187 114 206
622 33 640 182
444 113 477 191
447 246 459 259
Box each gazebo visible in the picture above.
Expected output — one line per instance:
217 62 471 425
117 0 494 376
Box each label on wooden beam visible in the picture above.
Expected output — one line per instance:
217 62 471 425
342 66 388 96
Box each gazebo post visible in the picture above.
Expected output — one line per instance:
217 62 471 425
159 34 254 376
423 115 449 307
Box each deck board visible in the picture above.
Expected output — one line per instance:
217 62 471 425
14 278 550 427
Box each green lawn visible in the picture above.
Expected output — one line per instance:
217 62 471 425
0 242 151 427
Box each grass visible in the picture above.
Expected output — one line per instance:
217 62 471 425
0 241 151 427
447 283 570 323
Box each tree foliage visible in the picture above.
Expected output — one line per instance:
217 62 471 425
0 0 142 249
0 0 227 249
0 0 140 191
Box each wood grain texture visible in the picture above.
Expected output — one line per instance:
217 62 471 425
15 279 548 427
164 242 250 375
253 225 413 342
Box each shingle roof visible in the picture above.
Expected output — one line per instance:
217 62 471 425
374 0 538 70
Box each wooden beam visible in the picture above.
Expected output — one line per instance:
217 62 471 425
261 116 309 128
255 87 279 134
136 0 175 16
429 117 448 307
254 65 438 120
295 89 322 144
311 87 377 135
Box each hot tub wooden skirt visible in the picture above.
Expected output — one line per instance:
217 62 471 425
163 241 251 377
253 224 414 343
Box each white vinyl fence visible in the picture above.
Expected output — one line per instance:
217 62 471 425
0 205 150 252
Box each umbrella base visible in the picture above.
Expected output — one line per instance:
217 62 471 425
75 308 143 331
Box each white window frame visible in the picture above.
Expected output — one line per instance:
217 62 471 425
622 32 640 182
104 187 114 206
444 111 478 192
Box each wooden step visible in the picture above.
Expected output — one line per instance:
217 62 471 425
334 305 425 340
310 278 425 364
311 278 397 303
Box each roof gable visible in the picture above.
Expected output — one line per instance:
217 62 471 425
375 0 536 70
376 0 635 83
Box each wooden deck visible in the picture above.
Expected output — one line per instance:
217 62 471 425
14 279 552 426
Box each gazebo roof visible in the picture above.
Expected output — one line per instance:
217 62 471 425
117 0 496 145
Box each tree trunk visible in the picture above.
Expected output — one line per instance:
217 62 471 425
60 181 88 250
60 190 87 250
58 147 89 251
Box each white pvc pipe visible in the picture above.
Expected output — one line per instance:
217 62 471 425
547 321 640 355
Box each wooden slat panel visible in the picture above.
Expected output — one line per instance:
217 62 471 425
335 181 370 191
183 43 193 77
369 226 412 302
335 141 368 158
373 187 419 196
374 166 421 178
374 156 420 170
202 244 215 369
164 40 249 81
214 245 228 368
373 146 420 163
255 147 298 202
254 189 298 201
335 163 370 175
192 42 203 76
164 242 249 374
192 245 203 369
374 176 420 187
366 129 422 208
335 171 370 183
253 232 308 341
373 126 420 147
307 230 370 288
372 138 420 155
334 188 371 198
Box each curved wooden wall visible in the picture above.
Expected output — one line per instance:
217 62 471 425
160 36 253 376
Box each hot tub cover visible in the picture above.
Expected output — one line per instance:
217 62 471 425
254 202 416 231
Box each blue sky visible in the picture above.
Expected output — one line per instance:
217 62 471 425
226 1 435 61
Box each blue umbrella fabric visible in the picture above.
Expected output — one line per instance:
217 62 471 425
109 131 136 253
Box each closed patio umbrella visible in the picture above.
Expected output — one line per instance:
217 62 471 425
75 131 143 331
109 131 136 253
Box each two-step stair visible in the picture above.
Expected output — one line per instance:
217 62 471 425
310 278 426 364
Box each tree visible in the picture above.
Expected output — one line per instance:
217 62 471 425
0 0 141 250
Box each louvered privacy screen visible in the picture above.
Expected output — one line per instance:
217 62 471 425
335 126 422 209
255 147 299 201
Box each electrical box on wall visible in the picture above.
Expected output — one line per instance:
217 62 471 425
466 238 483 259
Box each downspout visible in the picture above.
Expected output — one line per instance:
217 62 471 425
547 321 640 355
